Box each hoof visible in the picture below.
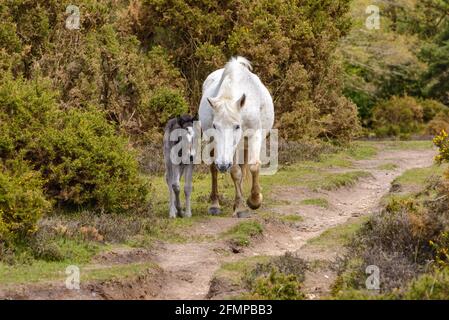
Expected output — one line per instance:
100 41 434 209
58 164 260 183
208 207 221 216
177 209 184 218
247 194 263 210
233 205 250 218
181 210 192 218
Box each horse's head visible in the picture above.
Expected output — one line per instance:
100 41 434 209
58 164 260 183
207 94 246 173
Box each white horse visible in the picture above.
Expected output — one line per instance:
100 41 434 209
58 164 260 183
199 56 274 216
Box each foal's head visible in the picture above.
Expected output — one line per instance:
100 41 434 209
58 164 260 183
166 114 197 163
207 94 246 173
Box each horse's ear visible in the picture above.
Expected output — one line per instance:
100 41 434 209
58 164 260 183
207 97 219 110
237 94 246 109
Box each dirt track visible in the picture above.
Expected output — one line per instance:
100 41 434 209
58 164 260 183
0 147 435 300
150 147 435 299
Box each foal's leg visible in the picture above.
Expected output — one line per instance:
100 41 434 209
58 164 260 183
247 132 263 210
208 163 221 215
166 168 177 219
171 165 183 216
184 164 193 218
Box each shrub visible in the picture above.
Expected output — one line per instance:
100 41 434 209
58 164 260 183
29 108 150 212
333 195 445 295
430 232 449 269
244 253 307 300
422 99 446 122
434 130 449 164
371 96 449 138
142 87 189 128
0 160 50 244
0 75 150 214
133 0 360 142
371 96 424 138
250 269 305 300
405 267 449 300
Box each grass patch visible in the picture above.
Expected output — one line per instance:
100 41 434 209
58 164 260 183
300 198 329 208
82 262 159 282
222 221 264 247
346 142 378 160
381 164 446 204
0 260 158 286
307 216 369 250
215 256 271 287
381 140 434 151
310 171 371 191
393 165 446 189
377 163 398 170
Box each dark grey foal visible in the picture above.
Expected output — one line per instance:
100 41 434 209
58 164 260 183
163 115 197 218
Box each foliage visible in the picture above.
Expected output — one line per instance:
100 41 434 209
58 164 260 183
143 87 189 128
0 74 149 214
434 129 449 164
0 0 186 136
371 96 449 138
0 160 50 244
371 96 424 138
332 170 449 298
342 0 449 127
244 253 307 300
133 0 360 141
250 269 305 300
405 267 449 300
430 232 449 269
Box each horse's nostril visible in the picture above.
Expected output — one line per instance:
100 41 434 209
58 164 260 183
216 163 230 173
216 163 232 173
190 155 194 162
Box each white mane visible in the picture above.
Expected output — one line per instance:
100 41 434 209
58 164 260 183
216 56 252 100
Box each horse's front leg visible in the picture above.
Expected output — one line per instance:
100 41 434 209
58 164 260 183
247 132 263 210
230 164 247 217
208 163 221 215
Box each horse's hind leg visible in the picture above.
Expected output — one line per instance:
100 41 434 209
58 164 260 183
208 163 221 215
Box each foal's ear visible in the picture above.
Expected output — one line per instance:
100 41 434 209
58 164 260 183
236 93 246 109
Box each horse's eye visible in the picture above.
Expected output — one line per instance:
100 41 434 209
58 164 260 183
212 124 217 129
234 125 240 130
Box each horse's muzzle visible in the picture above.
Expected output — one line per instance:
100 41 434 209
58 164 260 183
216 162 232 173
